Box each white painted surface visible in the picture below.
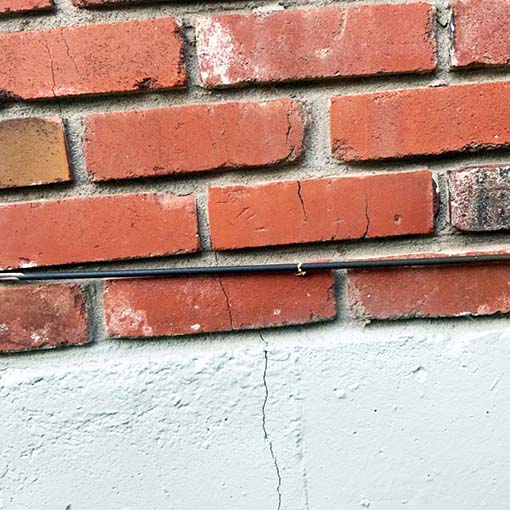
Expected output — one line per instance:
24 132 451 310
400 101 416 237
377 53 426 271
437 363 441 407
2 319 510 510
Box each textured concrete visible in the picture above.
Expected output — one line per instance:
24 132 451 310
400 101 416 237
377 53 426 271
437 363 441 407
2 320 510 509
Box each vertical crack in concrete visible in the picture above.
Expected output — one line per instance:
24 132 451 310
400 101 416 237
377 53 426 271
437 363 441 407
297 181 308 222
260 334 282 510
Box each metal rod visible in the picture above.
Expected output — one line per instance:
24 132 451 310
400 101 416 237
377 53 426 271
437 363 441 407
1 253 510 281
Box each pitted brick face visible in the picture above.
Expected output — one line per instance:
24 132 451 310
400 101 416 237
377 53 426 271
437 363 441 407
453 0 510 68
449 166 510 231
348 263 510 320
0 284 88 352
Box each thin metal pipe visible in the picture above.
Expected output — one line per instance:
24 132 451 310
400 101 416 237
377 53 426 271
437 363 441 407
1 253 510 281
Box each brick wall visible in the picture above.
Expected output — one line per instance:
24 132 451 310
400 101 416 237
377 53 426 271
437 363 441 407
1 0 510 353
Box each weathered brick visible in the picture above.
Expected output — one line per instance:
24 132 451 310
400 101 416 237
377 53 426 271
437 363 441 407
0 18 185 101
0 117 71 189
84 99 304 181
452 0 510 68
331 81 510 161
196 3 436 88
0 284 88 353
104 271 336 337
448 165 510 231
348 263 510 320
0 0 51 14
208 171 436 250
0 193 199 269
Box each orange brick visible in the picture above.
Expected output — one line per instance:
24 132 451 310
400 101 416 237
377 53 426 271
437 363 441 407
0 0 51 14
0 117 71 189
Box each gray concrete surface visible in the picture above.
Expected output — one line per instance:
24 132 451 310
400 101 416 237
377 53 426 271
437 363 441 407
2 320 510 509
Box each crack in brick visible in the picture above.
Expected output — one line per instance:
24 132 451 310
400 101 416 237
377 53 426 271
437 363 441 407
42 35 57 99
214 252 233 329
297 181 308 222
218 276 233 329
362 193 370 238
260 333 283 510
285 109 297 160
61 30 80 75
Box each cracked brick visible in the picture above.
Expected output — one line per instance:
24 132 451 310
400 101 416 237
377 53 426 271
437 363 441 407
0 18 186 101
208 171 435 250
103 271 336 337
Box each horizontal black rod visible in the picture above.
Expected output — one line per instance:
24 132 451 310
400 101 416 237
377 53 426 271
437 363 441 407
1 254 510 281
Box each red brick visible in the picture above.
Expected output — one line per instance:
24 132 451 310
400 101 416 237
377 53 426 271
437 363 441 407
0 284 88 352
84 99 304 181
0 0 51 14
448 165 510 231
331 81 510 162
348 263 510 320
453 0 510 68
0 117 71 189
0 193 199 270
208 171 436 250
196 3 436 88
0 18 185 101
104 271 336 337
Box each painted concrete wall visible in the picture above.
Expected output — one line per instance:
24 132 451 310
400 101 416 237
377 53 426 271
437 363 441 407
2 318 510 509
